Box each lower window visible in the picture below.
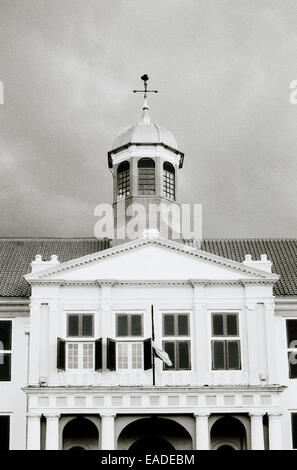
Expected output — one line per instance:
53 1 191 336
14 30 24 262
163 340 191 370
116 342 143 370
0 416 10 450
292 413 297 448
212 340 241 370
0 320 12 381
67 342 94 370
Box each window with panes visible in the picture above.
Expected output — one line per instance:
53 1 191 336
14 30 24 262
163 161 175 200
117 161 130 198
287 320 297 378
0 321 12 381
138 158 155 195
162 313 190 370
211 313 241 370
116 314 143 370
66 314 94 371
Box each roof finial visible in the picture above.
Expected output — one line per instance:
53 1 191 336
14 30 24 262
133 74 158 124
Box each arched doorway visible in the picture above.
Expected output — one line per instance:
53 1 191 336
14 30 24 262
129 437 175 452
211 416 247 450
118 417 192 451
216 444 236 451
63 417 99 450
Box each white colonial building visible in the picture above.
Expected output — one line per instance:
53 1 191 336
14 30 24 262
0 86 296 450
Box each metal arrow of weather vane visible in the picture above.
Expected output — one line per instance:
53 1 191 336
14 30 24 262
133 74 158 99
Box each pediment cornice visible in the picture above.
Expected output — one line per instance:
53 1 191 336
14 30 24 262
24 237 279 283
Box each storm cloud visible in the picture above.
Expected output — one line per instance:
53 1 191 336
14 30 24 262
0 0 296 238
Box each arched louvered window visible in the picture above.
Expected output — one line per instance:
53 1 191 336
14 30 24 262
163 161 175 200
117 161 130 198
138 158 155 195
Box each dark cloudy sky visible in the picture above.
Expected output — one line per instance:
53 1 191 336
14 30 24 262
0 0 296 239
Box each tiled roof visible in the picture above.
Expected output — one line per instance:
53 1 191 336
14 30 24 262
201 239 297 297
0 238 110 298
0 238 295 298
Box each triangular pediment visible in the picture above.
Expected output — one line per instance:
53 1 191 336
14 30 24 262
25 238 278 284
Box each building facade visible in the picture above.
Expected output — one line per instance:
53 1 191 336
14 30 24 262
0 90 296 450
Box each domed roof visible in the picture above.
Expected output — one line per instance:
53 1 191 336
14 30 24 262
112 101 178 150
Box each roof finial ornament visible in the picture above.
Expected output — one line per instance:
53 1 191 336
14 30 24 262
133 74 158 124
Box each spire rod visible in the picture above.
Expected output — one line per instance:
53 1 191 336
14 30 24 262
133 75 158 123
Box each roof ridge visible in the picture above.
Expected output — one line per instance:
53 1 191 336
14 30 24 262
202 238 297 242
0 237 109 241
0 237 296 242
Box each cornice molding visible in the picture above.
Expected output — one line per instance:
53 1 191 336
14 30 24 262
27 278 277 288
22 384 286 395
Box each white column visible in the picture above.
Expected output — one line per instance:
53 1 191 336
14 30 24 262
45 414 60 450
268 413 283 450
249 413 265 450
101 414 115 450
195 413 210 450
27 413 41 450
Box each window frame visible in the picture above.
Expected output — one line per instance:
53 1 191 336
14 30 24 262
66 341 95 372
66 313 94 338
0 320 12 382
292 413 297 449
286 319 297 379
116 341 144 371
162 312 190 337
138 158 156 195
163 161 175 201
0 414 10 450
117 161 130 199
162 312 191 371
162 339 191 371
210 312 241 371
115 313 144 338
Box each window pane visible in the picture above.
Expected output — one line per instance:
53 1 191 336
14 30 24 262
288 352 297 378
67 343 78 369
138 167 155 195
227 341 241 369
292 414 297 449
117 343 128 369
0 353 11 381
212 314 224 336
178 341 190 369
68 315 79 336
212 341 225 369
83 343 94 369
117 315 128 337
82 315 93 336
226 315 238 336
117 163 130 198
287 320 297 348
164 342 175 369
164 315 175 336
0 321 11 350
163 168 175 200
178 315 189 336
132 343 143 369
0 416 9 450
131 315 142 336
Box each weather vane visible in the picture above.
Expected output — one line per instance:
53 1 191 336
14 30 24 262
133 75 158 101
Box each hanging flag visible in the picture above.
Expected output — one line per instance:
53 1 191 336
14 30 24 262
152 341 173 367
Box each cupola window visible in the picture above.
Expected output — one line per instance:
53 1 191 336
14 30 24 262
163 162 175 200
117 161 130 198
138 158 155 195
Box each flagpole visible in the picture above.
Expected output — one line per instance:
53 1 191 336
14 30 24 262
151 305 155 386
